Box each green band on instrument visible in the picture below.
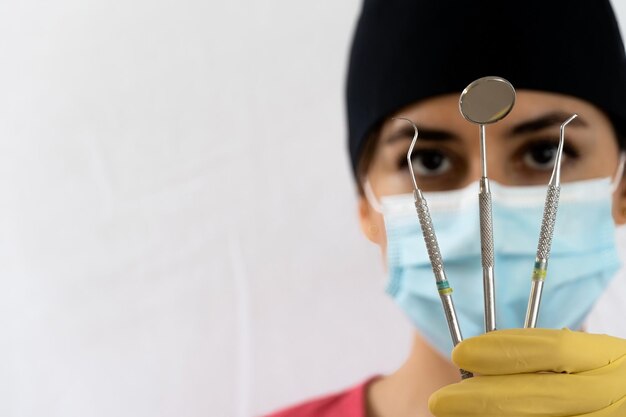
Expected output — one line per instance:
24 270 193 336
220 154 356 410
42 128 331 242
532 261 548 281
437 281 453 295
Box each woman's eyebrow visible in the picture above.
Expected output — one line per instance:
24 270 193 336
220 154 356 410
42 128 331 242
384 125 456 144
507 112 588 137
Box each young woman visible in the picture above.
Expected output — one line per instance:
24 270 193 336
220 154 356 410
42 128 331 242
267 1 626 416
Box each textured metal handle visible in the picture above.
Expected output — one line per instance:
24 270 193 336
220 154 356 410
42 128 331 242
478 191 495 268
479 178 496 332
525 184 560 328
536 184 560 260
414 196 444 274
415 192 472 379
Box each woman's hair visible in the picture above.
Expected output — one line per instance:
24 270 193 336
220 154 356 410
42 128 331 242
355 124 381 196
609 114 626 150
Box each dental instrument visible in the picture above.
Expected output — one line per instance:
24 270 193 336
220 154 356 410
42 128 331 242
459 76 516 332
395 117 473 379
524 114 578 328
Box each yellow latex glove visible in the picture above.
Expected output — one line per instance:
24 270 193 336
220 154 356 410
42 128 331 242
429 328 626 417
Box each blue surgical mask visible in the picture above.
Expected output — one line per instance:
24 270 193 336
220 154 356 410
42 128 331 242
373 177 622 358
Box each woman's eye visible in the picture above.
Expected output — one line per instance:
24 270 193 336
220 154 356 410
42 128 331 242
410 150 451 176
522 142 559 170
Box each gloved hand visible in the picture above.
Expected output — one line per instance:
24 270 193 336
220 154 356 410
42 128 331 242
429 328 626 417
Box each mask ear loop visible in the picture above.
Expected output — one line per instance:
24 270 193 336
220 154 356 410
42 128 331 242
363 179 383 214
611 152 626 194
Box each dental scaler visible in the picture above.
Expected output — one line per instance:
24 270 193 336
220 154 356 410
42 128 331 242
524 114 578 328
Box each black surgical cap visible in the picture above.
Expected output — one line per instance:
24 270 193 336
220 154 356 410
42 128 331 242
346 0 626 176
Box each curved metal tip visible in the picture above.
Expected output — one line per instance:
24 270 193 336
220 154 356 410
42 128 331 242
392 117 420 191
561 113 578 129
550 114 578 185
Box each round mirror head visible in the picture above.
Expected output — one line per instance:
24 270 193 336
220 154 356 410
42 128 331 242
459 76 516 124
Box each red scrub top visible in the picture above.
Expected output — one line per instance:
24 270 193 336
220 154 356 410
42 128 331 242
264 377 377 417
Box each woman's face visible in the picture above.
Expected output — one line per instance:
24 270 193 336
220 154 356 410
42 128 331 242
359 90 626 250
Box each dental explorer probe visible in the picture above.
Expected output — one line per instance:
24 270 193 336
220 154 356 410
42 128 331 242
524 114 578 329
394 117 473 380
459 76 516 333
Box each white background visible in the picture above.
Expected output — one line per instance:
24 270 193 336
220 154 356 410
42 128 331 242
1 1 626 416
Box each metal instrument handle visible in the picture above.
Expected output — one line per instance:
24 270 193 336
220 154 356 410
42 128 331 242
479 178 496 332
414 191 473 379
525 184 560 328
536 184 560 260
414 191 444 274
479 180 495 268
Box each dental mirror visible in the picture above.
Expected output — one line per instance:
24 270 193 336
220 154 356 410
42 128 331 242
458 76 516 334
459 76 516 124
